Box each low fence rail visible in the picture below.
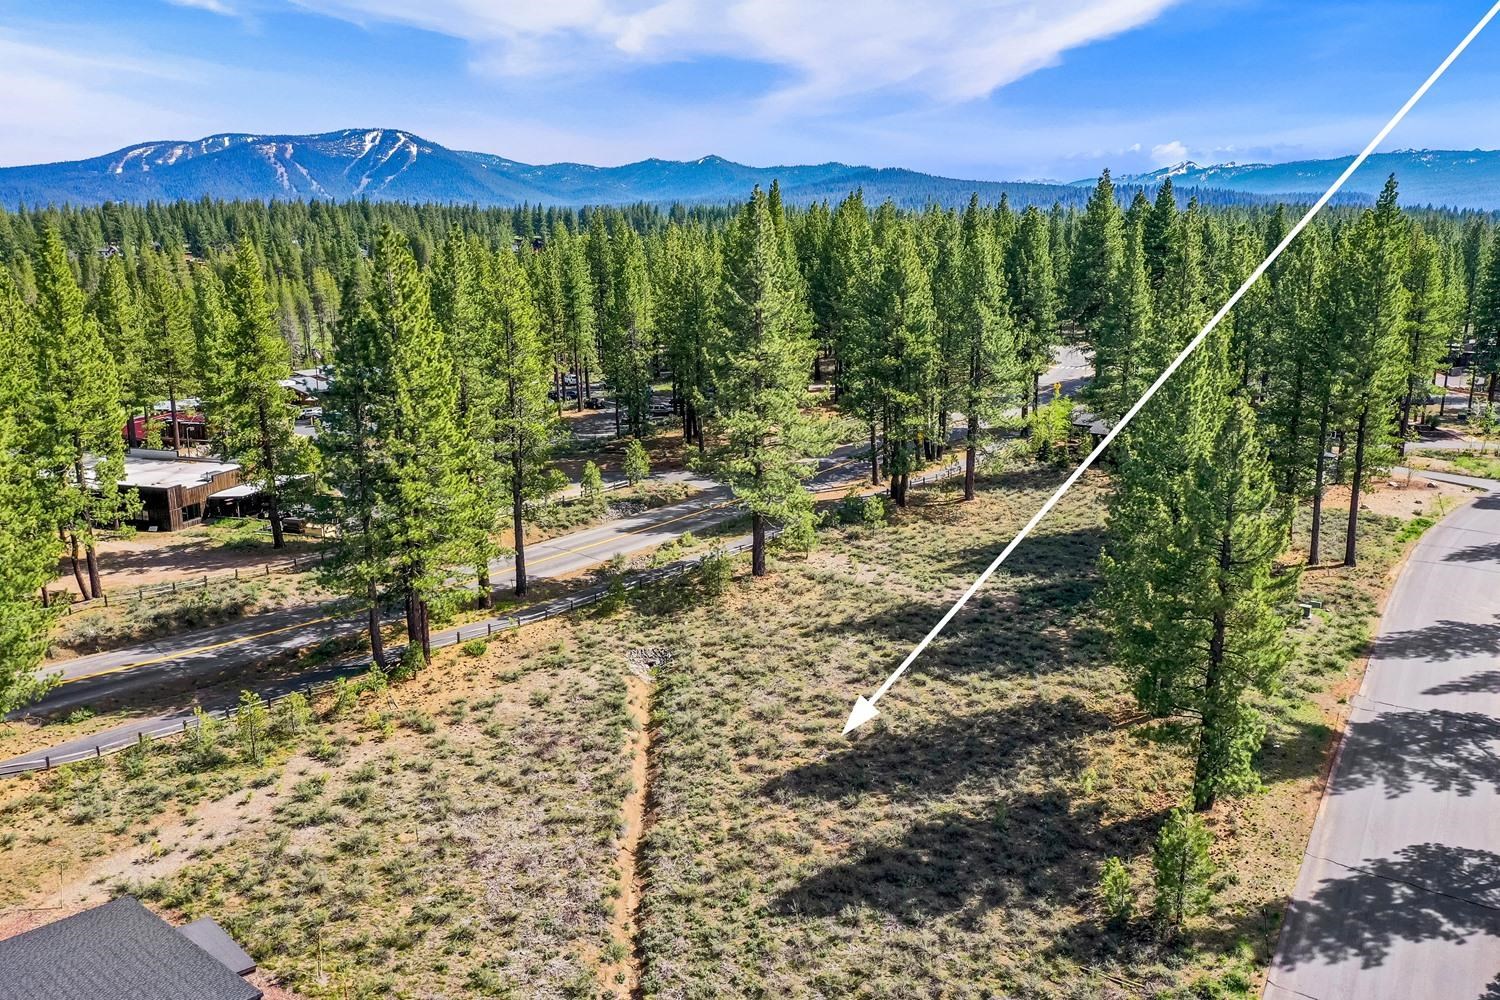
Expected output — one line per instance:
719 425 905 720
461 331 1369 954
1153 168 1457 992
4 446 998 778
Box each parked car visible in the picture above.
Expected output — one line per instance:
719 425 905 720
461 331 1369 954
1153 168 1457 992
585 396 606 409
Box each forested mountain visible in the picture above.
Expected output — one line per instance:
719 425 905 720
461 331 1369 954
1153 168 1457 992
0 127 1343 211
1103 149 1500 209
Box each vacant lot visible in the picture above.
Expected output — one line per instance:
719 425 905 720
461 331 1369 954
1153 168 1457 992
1 459 1439 999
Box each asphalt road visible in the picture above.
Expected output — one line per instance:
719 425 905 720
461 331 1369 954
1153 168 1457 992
1265 490 1500 1000
15 444 877 719
3 350 1087 766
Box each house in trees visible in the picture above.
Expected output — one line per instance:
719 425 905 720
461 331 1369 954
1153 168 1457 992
87 449 245 532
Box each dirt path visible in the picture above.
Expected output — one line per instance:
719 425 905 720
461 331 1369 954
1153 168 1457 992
601 666 655 998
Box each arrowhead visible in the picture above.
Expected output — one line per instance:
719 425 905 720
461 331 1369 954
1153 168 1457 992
842 695 879 736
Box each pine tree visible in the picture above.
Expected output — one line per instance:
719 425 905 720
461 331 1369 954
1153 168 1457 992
1335 178 1409 567
221 237 305 549
858 218 939 507
367 225 466 661
31 227 131 598
1143 176 1178 289
1091 214 1154 422
1104 334 1289 809
1007 204 1058 415
317 264 395 668
141 252 196 452
478 243 555 598
1153 807 1214 932
557 224 599 410
1068 171 1125 333
1399 227 1454 445
0 267 61 713
1181 398 1292 809
1261 229 1334 535
656 224 718 449
952 196 1015 500
603 225 654 438
706 188 819 576
91 254 147 427
432 230 499 607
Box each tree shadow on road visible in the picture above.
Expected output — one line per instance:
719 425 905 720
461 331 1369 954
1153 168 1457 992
1330 708 1500 799
1274 843 1500 975
1370 616 1500 663
1442 539 1500 563
1423 669 1500 697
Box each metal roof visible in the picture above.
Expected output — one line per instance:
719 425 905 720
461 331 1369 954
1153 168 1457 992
0 897 261 1000
84 452 240 492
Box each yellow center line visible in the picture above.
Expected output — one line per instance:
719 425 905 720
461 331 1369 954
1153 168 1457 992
527 496 739 569
62 455 872 684
58 613 343 686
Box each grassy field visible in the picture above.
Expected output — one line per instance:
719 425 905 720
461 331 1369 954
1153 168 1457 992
0 458 1440 999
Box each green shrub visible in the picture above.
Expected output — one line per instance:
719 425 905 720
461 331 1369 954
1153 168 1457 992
699 548 734 596
623 439 651 485
462 637 488 657
271 692 311 739
1098 856 1133 923
1153 807 1214 932
580 460 606 509
235 691 269 763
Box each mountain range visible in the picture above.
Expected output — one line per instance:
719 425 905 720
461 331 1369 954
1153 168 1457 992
1100 150 1500 209
1 128 1495 210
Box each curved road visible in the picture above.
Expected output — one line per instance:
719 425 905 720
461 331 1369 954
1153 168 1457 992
1266 489 1500 1000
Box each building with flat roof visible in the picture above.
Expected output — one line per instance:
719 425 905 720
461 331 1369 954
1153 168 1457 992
86 450 245 532
0 896 260 1000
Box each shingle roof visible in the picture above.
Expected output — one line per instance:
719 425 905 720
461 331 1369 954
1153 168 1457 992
0 897 261 1000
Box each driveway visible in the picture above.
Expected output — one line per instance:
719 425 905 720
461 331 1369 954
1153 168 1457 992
1266 492 1500 1000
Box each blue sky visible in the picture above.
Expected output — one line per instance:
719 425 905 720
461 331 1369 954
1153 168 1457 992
1 0 1498 179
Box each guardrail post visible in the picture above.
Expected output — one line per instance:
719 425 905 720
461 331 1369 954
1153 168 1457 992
95 746 101 759
44 755 50 769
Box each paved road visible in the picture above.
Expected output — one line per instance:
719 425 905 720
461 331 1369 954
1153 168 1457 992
16 446 876 719
1265 493 1500 1000
7 351 1086 734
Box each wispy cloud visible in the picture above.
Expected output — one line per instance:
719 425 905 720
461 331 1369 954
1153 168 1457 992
166 0 242 14
290 0 1182 110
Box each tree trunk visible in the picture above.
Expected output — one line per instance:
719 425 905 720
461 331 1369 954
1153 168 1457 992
419 599 431 661
367 581 386 669
65 527 88 598
1194 513 1234 813
168 382 181 453
405 591 420 646
259 403 286 548
751 511 767 577
964 427 977 502
869 422 880 484
85 543 103 599
1033 371 1041 414
1345 403 1369 568
476 564 493 609
512 450 527 597
1309 396 1331 566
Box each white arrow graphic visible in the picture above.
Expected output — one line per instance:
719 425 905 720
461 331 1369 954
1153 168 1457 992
843 0 1500 735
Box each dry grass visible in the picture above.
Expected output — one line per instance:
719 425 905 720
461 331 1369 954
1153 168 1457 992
0 457 1427 1000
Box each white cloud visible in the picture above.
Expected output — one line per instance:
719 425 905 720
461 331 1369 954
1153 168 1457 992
0 34 209 165
290 0 1182 109
166 0 241 14
1150 139 1188 165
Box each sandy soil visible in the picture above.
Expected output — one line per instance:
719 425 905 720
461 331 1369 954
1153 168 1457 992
52 531 324 595
1322 471 1476 520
